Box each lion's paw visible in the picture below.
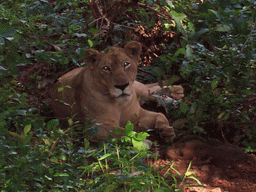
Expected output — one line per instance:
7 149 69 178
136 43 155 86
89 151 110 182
161 126 175 137
155 116 175 141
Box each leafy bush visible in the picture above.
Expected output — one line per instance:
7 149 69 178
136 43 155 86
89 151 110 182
148 0 256 151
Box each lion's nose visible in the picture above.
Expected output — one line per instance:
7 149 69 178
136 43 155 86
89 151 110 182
115 83 129 91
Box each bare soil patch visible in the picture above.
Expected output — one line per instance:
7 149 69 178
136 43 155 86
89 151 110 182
148 136 256 192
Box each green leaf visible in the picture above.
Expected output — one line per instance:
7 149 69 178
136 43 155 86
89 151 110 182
135 132 149 140
124 121 134 136
241 89 252 95
216 24 231 32
107 134 114 142
114 127 122 135
8 131 20 137
24 124 31 135
0 24 16 45
65 85 72 89
60 154 67 161
98 153 111 161
43 139 51 146
222 45 228 49
211 79 219 89
241 111 250 121
235 21 249 35
223 112 230 120
69 25 81 31
194 28 209 40
173 48 185 58
57 87 63 92
193 126 206 134
84 138 90 150
15 110 27 115
105 184 117 191
147 0 154 4
208 9 220 21
132 138 150 151
73 33 87 37
68 118 73 126
218 111 226 119
88 39 93 47
24 133 33 144
88 28 99 33
44 175 52 181
185 45 193 60
53 172 69 177
187 175 202 185
170 10 187 37
153 189 165 192
47 119 59 130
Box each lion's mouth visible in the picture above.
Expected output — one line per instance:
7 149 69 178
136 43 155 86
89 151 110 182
119 93 130 97
110 87 131 98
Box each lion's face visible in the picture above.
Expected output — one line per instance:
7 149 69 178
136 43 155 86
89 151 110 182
96 47 138 98
84 42 142 100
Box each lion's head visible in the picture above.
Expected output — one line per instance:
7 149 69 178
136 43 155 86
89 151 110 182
83 41 142 99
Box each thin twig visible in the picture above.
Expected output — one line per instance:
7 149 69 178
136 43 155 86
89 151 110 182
48 126 73 156
88 17 104 26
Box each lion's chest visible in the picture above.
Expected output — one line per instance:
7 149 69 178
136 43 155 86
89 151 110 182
118 94 141 127
82 90 141 127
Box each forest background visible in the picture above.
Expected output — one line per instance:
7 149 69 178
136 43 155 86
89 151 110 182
0 0 255 191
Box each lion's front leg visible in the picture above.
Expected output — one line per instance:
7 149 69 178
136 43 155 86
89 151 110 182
138 108 175 141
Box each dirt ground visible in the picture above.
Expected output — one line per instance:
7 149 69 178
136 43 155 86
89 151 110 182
147 136 256 192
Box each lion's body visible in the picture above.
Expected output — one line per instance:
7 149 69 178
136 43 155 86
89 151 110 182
51 42 174 141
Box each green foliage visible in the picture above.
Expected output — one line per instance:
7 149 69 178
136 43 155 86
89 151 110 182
148 0 256 151
114 120 150 154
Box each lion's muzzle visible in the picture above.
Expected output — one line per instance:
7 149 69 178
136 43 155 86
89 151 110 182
114 82 129 91
110 82 133 98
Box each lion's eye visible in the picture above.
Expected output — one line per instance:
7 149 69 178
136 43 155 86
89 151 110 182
102 66 111 71
124 62 130 68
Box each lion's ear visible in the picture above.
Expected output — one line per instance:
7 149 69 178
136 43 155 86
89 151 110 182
83 49 102 67
124 41 142 62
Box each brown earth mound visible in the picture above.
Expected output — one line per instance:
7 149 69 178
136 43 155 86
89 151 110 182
148 136 256 192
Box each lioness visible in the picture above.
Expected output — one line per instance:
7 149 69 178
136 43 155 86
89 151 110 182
51 41 174 141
